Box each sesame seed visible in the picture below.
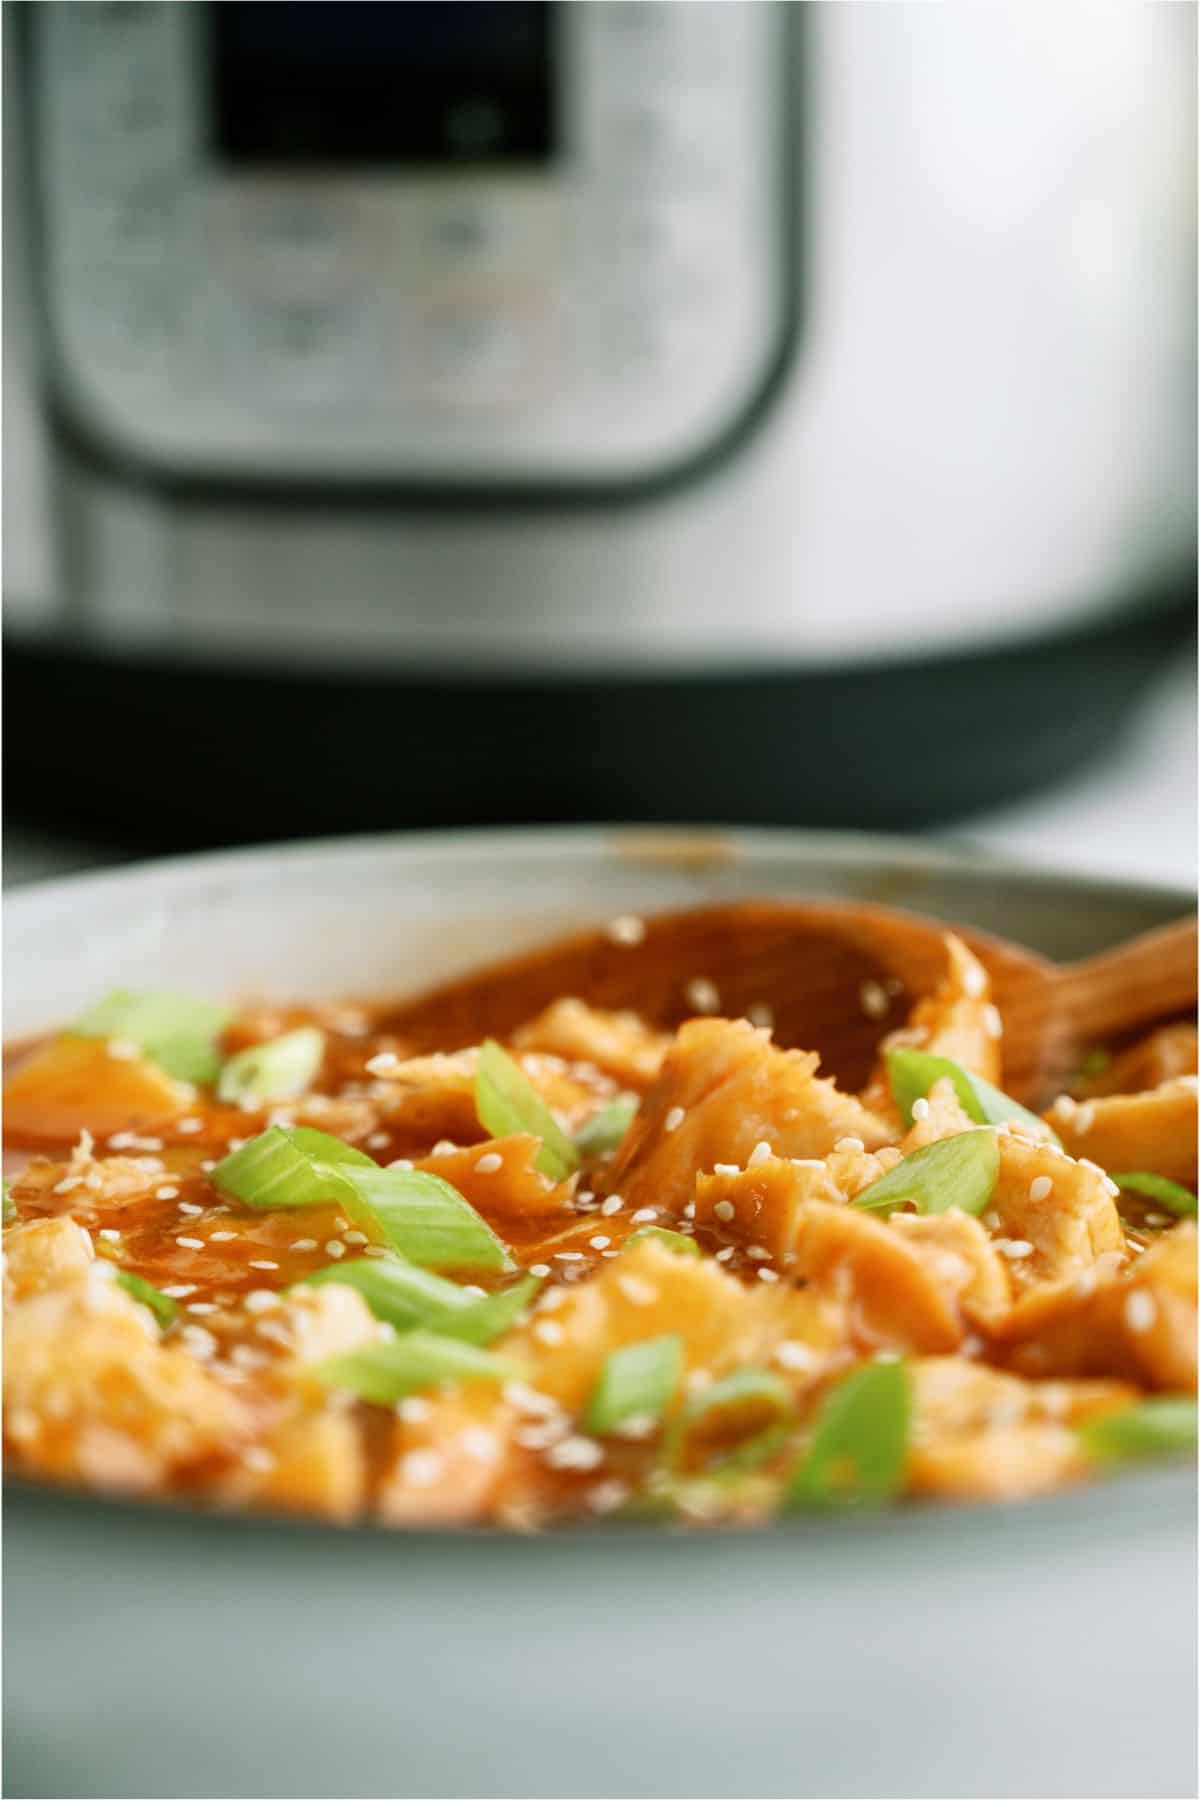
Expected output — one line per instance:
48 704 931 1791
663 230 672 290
748 1140 774 1168
397 1396 433 1423
1143 1212 1171 1228
534 1320 564 1346
460 1427 501 1464
180 1325 217 1360
177 1117 203 1134
713 1200 736 1222
997 1239 1035 1260
606 914 646 946
243 1289 280 1314
746 1003 774 1030
685 977 720 1014
177 1200 204 1216
834 1137 865 1154
962 961 987 999
98 1227 121 1243
474 1152 503 1174
587 1478 631 1514
210 1230 237 1242
1177 1073 1199 1092
461 1284 486 1299
630 1207 658 1224
664 1106 686 1134
365 1052 402 1076
589 1235 611 1250
367 1132 390 1150
983 1004 1003 1039
431 1140 457 1157
186 1302 217 1315
715 1246 735 1262
612 1413 658 1441
248 1259 279 1271
1029 1176 1054 1202
756 1267 779 1282
175 1236 204 1250
537 1286 568 1311
401 1450 445 1488
106 1037 140 1060
1074 1268 1099 1296
161 1283 196 1299
1051 1095 1077 1119
1073 1103 1096 1134
344 1230 368 1246
529 1263 551 1278
911 1097 931 1123
600 1195 624 1217
774 1340 817 1370
155 1185 180 1200
324 1241 346 1259
1124 1289 1158 1333
616 1274 657 1305
503 1382 560 1418
860 980 889 1019
230 1344 267 1370
242 1446 275 1474
546 1436 605 1471
387 1158 415 1172
363 1245 389 1258
746 1245 771 1261
554 1251 584 1261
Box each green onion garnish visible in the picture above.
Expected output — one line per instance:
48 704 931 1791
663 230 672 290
585 1334 684 1435
311 1329 521 1405
1111 1172 1198 1219
886 1048 1060 1146
216 1027 325 1105
212 1124 373 1211
2 1181 14 1226
787 1359 910 1507
338 1167 514 1273
115 1269 179 1328
1077 1398 1197 1465
302 1257 539 1345
574 1096 639 1157
475 1040 580 1181
627 1225 701 1258
852 1128 999 1218
671 1366 794 1472
72 989 232 1087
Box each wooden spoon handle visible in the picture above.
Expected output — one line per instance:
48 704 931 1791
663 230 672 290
1050 914 1197 1046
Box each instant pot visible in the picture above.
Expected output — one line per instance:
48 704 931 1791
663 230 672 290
5 2 1196 848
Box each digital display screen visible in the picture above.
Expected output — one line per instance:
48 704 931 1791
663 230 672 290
209 2 557 164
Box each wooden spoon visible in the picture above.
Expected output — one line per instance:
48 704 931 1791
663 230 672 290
378 902 1196 1106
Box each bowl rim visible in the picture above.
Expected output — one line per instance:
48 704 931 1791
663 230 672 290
5 823 1195 1546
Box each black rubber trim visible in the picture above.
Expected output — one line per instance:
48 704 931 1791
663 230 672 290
6 593 1194 855
16 2 805 512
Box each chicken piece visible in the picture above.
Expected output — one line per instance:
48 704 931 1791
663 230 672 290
377 1385 529 1526
907 1357 1134 1500
3 1215 94 1299
863 935 1001 1118
694 1156 845 1261
1077 1024 1198 1098
3 1035 192 1143
512 999 669 1092
268 1283 379 1372
222 1407 367 1523
890 1211 1012 1328
1044 1078 1198 1189
989 1134 1127 1284
995 1223 1197 1392
415 1134 572 1222
790 1202 968 1353
368 1047 604 1153
12 1151 171 1212
606 1019 891 1216
899 1078 979 1150
4 1264 248 1492
507 1238 848 1417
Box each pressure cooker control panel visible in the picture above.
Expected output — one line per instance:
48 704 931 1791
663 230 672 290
33 1 791 489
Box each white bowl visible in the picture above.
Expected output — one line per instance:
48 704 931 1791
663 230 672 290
5 828 1195 1800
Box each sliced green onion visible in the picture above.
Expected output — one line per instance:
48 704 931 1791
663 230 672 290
574 1095 639 1157
886 1048 1060 1147
72 989 231 1087
212 1124 372 1211
671 1366 794 1472
853 1128 999 1218
216 1027 325 1105
585 1334 684 1435
311 1329 521 1405
2 1181 14 1226
787 1359 910 1507
627 1225 701 1258
338 1167 514 1273
1112 1172 1198 1219
475 1040 580 1181
115 1268 179 1328
302 1257 539 1345
1077 1398 1198 1465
